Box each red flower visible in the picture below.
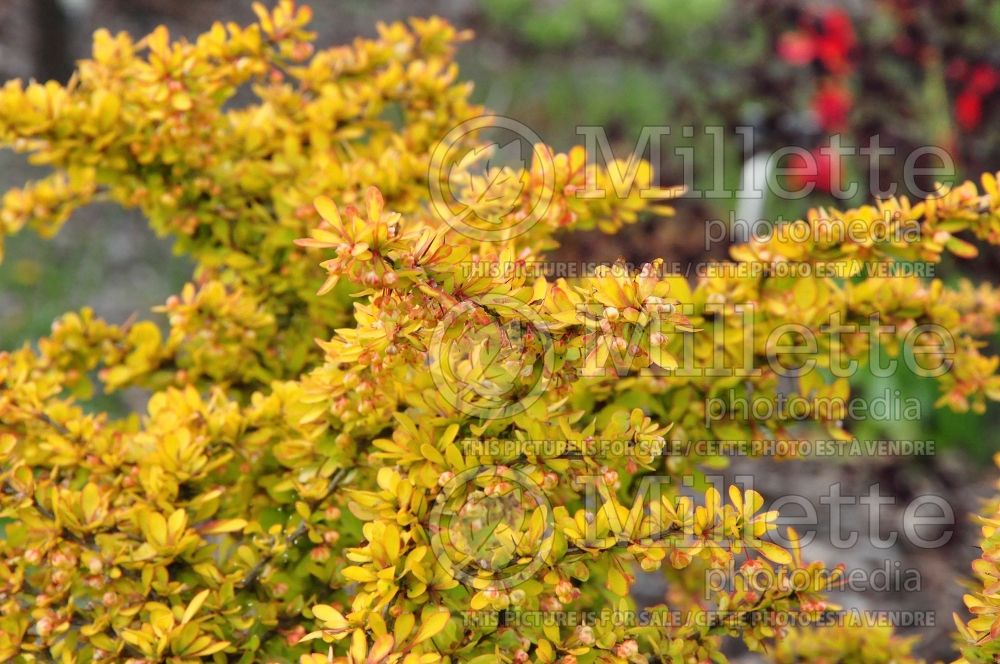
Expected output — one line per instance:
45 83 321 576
969 64 1000 95
955 90 983 132
812 82 853 132
822 9 855 47
778 30 816 66
777 10 855 74
815 9 856 74
785 147 844 195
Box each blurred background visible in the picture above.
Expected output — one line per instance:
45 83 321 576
3 0 1000 658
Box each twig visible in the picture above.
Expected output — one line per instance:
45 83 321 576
564 525 684 557
237 467 349 590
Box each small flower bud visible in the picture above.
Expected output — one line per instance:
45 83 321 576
615 639 639 657
603 468 619 486
277 625 303 648
36 615 54 637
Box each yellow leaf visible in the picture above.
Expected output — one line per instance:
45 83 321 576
181 589 210 625
946 236 978 259
727 485 742 513
144 511 167 547
367 634 395 663
81 483 100 522
313 604 349 630
792 277 816 309
342 566 378 582
532 277 548 302
393 612 415 643
317 273 341 296
606 566 629 596
191 641 230 657
168 508 187 539
172 93 192 111
413 609 449 644
315 196 343 230
419 443 445 465
297 631 327 643
199 519 248 535
350 629 367 663
469 591 490 611
536 640 555 663
756 541 792 565
365 186 384 221
300 654 329 664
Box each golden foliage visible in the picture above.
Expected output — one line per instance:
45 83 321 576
1 2 1000 662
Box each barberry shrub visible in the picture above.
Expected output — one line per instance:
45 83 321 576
2 3 1000 663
